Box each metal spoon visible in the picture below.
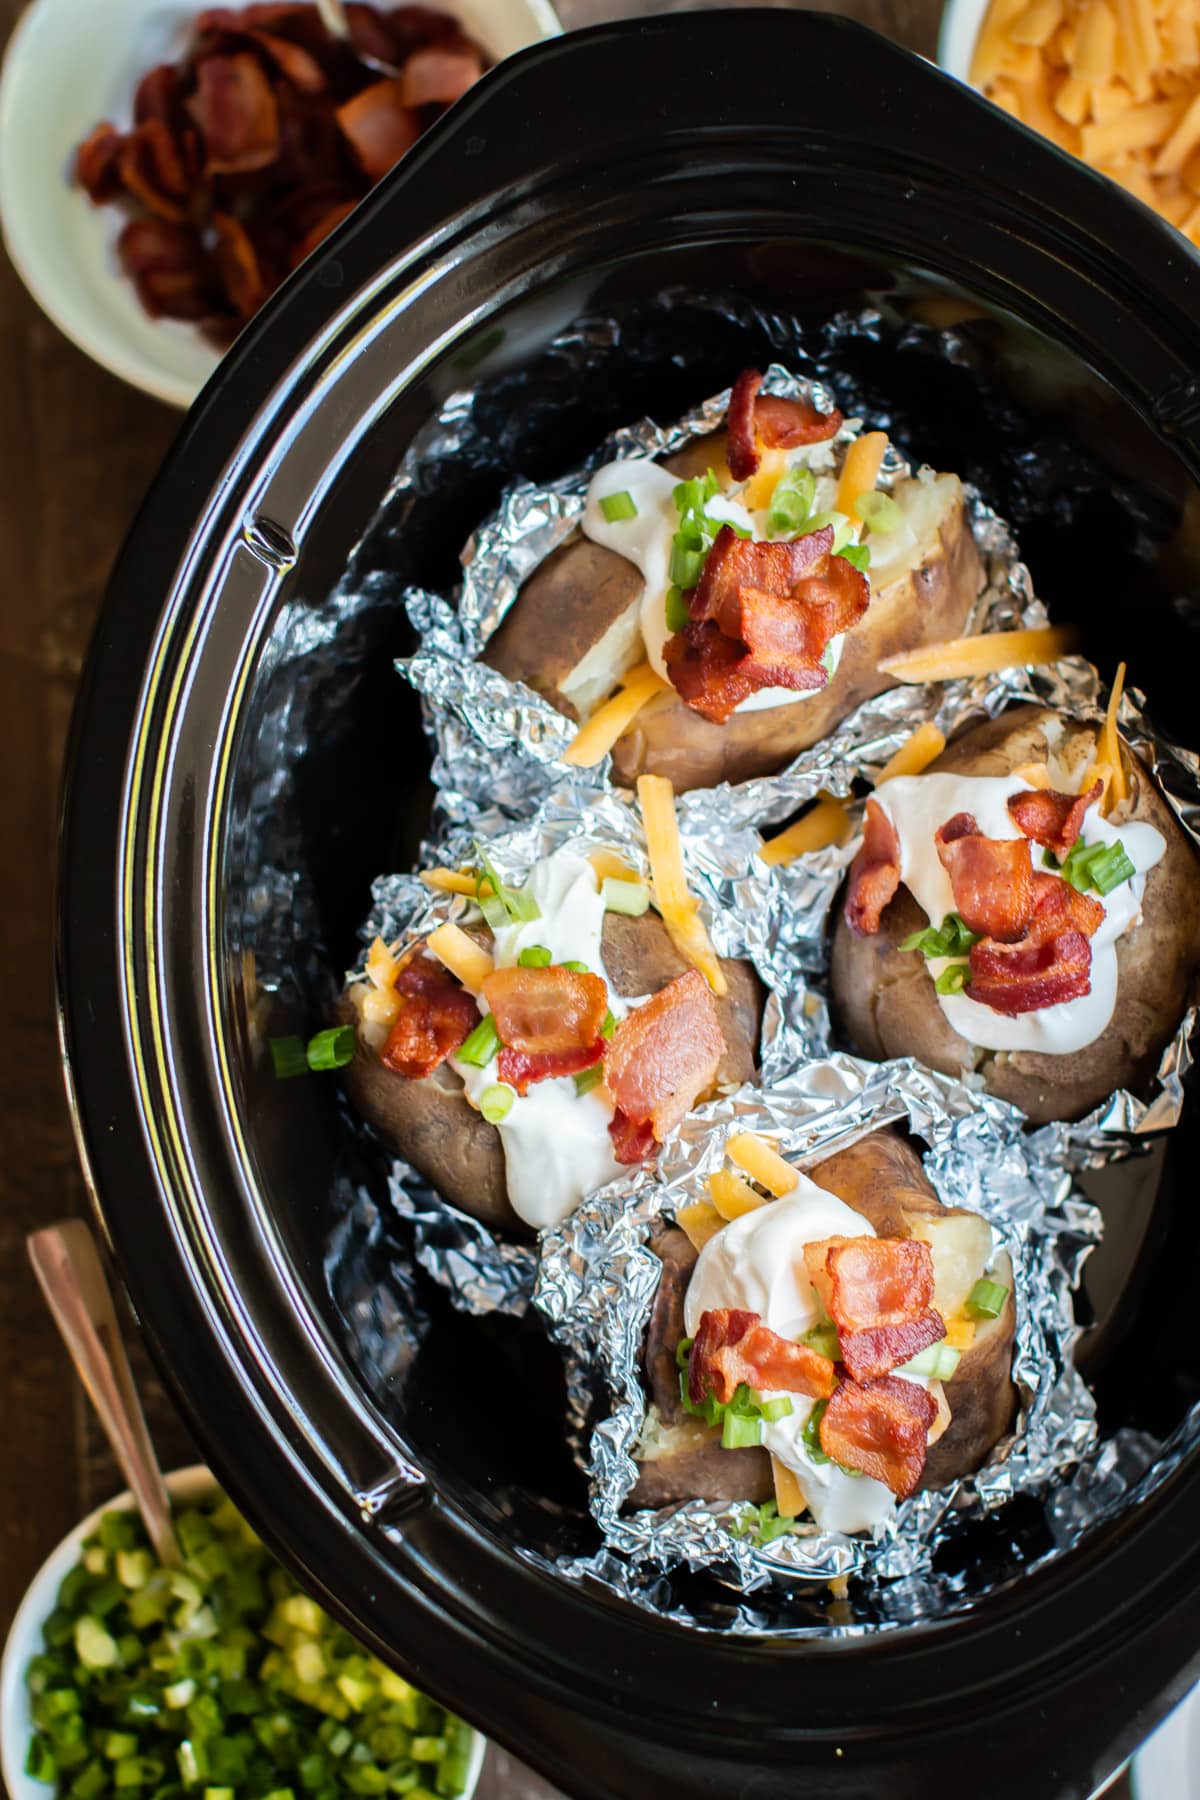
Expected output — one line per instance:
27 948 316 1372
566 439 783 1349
313 0 399 78
28 1220 181 1567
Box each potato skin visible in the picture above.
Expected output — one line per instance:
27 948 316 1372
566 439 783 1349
628 1128 1016 1511
342 912 765 1233
830 703 1200 1123
484 430 981 793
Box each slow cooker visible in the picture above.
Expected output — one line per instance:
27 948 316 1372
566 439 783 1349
58 12 1200 1797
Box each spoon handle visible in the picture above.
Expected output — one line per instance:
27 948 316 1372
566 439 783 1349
28 1220 181 1567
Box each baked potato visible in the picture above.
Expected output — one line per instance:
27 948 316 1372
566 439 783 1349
482 372 982 793
830 704 1200 1124
342 847 764 1235
629 1129 1017 1520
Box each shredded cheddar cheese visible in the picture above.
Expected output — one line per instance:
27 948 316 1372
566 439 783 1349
835 431 888 523
708 1167 769 1221
742 447 789 511
588 849 643 886
676 1199 725 1252
563 661 669 767
945 1317 978 1350
728 1133 799 1198
1012 761 1053 788
877 623 1078 684
1099 661 1128 806
636 773 728 996
874 721 947 784
425 921 493 991
771 1455 807 1519
419 868 493 898
758 795 852 866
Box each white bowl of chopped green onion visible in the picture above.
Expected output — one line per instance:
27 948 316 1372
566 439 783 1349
1 1467 485 1800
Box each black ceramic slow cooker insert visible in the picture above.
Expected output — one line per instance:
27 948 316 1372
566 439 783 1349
59 13 1200 1798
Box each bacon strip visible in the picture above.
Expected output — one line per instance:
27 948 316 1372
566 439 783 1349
118 121 191 221
604 969 724 1148
819 1376 938 1498
211 211 271 320
335 78 421 179
381 955 480 1078
688 1309 837 1407
481 965 609 1056
76 123 126 204
844 798 901 937
935 813 1034 943
664 524 868 723
399 40 483 106
497 1042 605 1096
803 1236 945 1382
188 52 280 173
725 367 842 480
965 872 1104 1017
116 218 221 321
609 1112 658 1165
1007 781 1103 857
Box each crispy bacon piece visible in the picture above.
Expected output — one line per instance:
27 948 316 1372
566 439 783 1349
964 872 1104 1017
935 813 1035 943
844 798 902 937
211 211 271 319
688 1308 837 1407
380 955 480 1078
496 1042 605 1096
604 969 724 1150
335 78 421 178
76 123 126 204
725 368 841 480
819 1375 938 1498
1007 781 1103 857
116 218 221 320
118 121 191 222
399 41 483 106
665 525 868 723
609 1111 659 1165
134 65 183 126
189 52 281 173
481 965 609 1057
1026 871 1106 940
803 1235 944 1382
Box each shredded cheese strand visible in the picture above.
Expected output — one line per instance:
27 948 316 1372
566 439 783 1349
636 774 728 996
708 1168 768 1220
877 623 1078 683
771 1455 807 1520
875 721 947 783
563 662 669 768
758 795 852 866
425 921 493 992
675 1199 724 1252
727 1133 798 1198
835 430 888 522
1100 661 1128 806
419 868 492 897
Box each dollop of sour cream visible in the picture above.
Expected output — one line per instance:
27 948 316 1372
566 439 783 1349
684 1178 923 1535
873 771 1166 1055
447 848 626 1231
581 434 850 716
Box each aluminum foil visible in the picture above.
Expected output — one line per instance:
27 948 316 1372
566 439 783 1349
392 355 1200 1153
532 1056 1101 1622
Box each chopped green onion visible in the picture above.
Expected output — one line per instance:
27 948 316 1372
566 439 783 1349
899 912 981 960
479 1084 514 1123
573 1065 604 1097
672 470 721 516
106 1734 139 1761
269 1037 308 1080
721 1410 763 1450
455 1014 501 1067
766 466 816 538
801 1400 831 1464
664 584 691 633
855 490 904 533
601 876 650 916
838 543 871 573
25 1734 57 1784
756 1501 799 1545
517 945 552 968
754 1395 794 1423
935 962 970 995
116 1549 153 1590
801 1323 841 1361
599 489 638 523
474 847 541 926
164 1680 196 1710
83 1545 109 1576
675 1335 694 1372
75 1617 119 1670
305 1027 354 1073
966 1277 1010 1319
899 1341 961 1380
668 541 706 592
600 1009 617 1039
1084 841 1137 894
561 958 590 973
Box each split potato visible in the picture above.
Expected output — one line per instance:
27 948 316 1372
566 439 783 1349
830 704 1200 1123
628 1129 1016 1511
342 910 764 1235
483 431 981 793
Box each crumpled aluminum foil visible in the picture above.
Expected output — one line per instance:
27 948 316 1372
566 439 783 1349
532 1055 1101 1621
392 356 1200 1155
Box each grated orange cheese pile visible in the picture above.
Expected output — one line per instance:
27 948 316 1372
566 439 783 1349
971 0 1200 243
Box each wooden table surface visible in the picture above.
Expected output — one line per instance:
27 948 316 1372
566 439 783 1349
0 1 1140 1796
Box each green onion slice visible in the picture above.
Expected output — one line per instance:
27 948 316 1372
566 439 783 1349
305 1026 355 1073
899 912 981 960
801 1400 831 1465
838 543 871 573
601 876 650 915
966 1277 1010 1319
475 846 541 926
664 584 691 633
754 1395 795 1423
766 466 816 538
600 1009 617 1039
599 489 638 523
899 1341 961 1380
855 490 904 533
668 541 706 592
562 959 590 972
934 962 970 996
479 1084 515 1123
517 944 552 967
269 1036 308 1080
721 1411 764 1450
455 1013 501 1068
675 1335 694 1372
801 1323 841 1361
573 1064 605 1097
1051 836 1137 896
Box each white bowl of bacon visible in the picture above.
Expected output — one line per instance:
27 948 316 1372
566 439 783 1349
0 0 562 408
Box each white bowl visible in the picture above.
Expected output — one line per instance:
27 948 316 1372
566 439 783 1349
936 0 990 83
0 0 562 407
0 1465 486 1800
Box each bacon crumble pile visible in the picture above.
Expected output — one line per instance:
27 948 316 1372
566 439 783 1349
664 372 865 724
379 952 725 1165
75 4 484 343
847 781 1108 1016
689 1232 945 1498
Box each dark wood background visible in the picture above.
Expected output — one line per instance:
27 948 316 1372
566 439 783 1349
0 1 1137 1795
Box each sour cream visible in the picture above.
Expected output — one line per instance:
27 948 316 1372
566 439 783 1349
873 772 1166 1055
581 435 851 717
684 1179 919 1535
448 849 625 1231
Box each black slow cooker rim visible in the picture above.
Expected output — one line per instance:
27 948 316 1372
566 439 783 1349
59 14 1200 1797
